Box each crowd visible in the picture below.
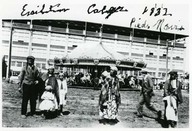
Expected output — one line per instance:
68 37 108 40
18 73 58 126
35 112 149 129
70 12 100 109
17 55 183 128
67 71 141 90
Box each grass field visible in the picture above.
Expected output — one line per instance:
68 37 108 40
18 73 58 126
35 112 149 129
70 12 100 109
2 81 189 128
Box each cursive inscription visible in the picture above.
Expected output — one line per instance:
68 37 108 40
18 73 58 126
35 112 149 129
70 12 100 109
142 4 172 16
129 17 185 32
130 17 150 29
21 4 70 16
87 4 128 19
153 19 184 32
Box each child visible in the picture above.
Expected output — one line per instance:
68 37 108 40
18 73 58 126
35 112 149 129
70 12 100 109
39 85 57 118
57 73 68 116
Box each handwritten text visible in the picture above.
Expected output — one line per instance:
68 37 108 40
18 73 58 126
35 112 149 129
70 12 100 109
87 4 128 19
21 4 70 16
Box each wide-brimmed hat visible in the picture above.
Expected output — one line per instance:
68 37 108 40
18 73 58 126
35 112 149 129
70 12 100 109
140 69 148 74
169 70 178 75
48 65 54 70
26 56 35 60
58 72 64 76
101 71 110 77
45 85 52 91
110 65 118 71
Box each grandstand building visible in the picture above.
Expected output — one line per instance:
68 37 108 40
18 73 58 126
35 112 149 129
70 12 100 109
1 20 188 79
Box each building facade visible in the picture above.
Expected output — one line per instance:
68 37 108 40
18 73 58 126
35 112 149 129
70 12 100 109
1 20 187 79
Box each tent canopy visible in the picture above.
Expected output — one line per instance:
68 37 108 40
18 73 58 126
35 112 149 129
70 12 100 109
67 42 126 60
54 42 146 70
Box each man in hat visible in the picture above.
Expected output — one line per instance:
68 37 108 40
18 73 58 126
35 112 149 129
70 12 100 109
136 69 161 120
19 56 39 118
163 70 183 128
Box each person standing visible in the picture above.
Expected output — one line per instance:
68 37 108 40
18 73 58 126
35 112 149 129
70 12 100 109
19 56 39 118
45 67 60 112
163 70 183 128
57 73 68 116
39 85 57 119
136 70 161 120
99 66 121 123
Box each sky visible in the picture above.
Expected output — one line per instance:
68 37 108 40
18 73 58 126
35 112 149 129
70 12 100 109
0 0 191 73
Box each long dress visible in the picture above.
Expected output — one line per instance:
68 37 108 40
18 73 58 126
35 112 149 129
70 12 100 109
99 76 121 120
163 95 178 122
45 76 59 109
57 79 68 106
39 91 56 111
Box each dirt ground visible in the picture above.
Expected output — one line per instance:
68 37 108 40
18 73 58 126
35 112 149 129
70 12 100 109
2 81 189 128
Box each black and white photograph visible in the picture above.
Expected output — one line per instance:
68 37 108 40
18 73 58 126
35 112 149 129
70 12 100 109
0 0 190 128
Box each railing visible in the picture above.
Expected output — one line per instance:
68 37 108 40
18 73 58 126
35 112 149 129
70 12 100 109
131 53 143 57
50 45 65 49
2 21 12 27
51 27 66 33
69 29 83 35
13 41 29 46
86 31 99 37
3 22 186 47
160 40 166 45
33 25 49 31
13 23 30 29
159 56 170 59
175 43 184 47
146 38 158 44
35 58 47 62
132 37 144 42
32 43 47 48
102 33 115 39
145 54 157 58
173 57 184 60
117 35 130 41
146 67 157 70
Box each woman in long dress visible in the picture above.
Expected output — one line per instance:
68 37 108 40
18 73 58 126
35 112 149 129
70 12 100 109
45 67 59 110
163 70 183 128
163 95 178 127
99 66 121 122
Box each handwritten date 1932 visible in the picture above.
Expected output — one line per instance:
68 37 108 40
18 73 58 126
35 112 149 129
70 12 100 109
21 4 70 16
87 4 128 19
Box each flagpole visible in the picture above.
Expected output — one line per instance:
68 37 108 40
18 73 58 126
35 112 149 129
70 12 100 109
6 20 13 79
165 39 169 80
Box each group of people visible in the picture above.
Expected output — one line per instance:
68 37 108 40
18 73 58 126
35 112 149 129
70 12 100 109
98 68 183 128
18 55 183 128
67 71 140 90
19 56 68 119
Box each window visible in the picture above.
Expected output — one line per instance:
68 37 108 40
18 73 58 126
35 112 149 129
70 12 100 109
36 63 41 68
149 52 153 55
17 62 22 67
162 73 166 77
23 62 26 67
42 63 46 70
158 72 161 77
11 61 16 66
